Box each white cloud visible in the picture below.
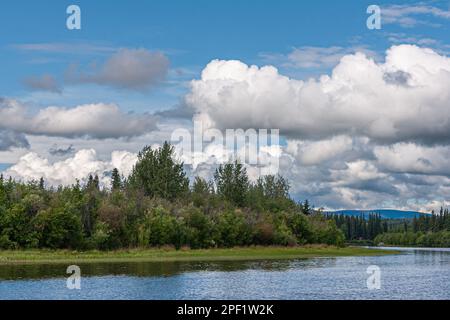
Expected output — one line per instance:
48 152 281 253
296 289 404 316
3 44 450 212
111 150 139 178
186 45 450 144
3 149 137 187
286 136 353 166
375 143 450 175
0 99 158 139
173 137 283 181
330 160 387 185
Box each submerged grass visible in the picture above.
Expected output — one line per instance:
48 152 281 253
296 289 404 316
0 245 400 265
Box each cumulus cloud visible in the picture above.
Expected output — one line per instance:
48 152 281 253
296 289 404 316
172 135 283 181
66 48 170 91
3 149 138 187
23 74 61 93
0 98 158 139
186 45 450 145
174 45 450 211
330 160 387 186
4 44 450 212
286 136 353 166
375 143 450 176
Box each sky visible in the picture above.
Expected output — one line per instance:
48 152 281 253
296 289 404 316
0 0 450 212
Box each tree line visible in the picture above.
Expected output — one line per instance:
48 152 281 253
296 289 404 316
328 213 388 242
412 208 450 233
374 208 450 247
0 142 344 250
326 209 450 247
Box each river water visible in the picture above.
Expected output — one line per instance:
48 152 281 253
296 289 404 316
0 247 448 300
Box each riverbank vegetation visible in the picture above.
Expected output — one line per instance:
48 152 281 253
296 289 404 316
0 142 345 251
329 209 450 247
374 209 450 247
374 231 450 247
0 246 397 265
328 213 388 241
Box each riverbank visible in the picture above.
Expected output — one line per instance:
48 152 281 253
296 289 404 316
0 245 399 265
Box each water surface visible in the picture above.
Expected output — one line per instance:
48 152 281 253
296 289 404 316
0 247 448 300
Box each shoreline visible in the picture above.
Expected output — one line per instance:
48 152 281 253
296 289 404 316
0 246 400 265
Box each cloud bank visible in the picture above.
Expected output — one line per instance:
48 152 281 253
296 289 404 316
0 99 158 139
3 44 450 212
4 149 138 187
186 45 450 145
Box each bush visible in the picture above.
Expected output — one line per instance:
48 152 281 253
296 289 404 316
287 212 312 244
274 222 297 246
33 208 83 249
308 215 345 247
184 208 214 249
88 222 112 250
0 233 17 249
215 210 251 247
141 206 180 247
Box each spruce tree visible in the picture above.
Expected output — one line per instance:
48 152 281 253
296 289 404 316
111 168 122 191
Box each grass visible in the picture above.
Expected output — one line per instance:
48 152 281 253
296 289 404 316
0 245 400 265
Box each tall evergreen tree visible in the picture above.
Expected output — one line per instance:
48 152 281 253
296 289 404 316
111 168 122 191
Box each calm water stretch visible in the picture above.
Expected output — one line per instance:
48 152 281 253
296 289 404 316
0 247 449 300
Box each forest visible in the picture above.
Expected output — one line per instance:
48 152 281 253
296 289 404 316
0 142 344 250
329 210 450 247
373 209 450 247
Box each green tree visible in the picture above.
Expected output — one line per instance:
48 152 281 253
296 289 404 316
184 208 214 249
111 168 122 191
33 207 83 249
215 210 251 247
141 206 180 247
301 200 312 215
191 177 213 207
214 160 249 207
128 142 189 200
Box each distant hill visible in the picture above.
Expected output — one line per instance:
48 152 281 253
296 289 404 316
324 209 428 220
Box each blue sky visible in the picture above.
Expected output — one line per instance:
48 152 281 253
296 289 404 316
1 0 450 211
1 0 448 109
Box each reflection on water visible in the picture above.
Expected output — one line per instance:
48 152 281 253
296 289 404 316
0 248 448 300
0 258 338 281
370 246 450 267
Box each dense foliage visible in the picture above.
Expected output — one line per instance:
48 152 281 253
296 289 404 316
0 142 345 250
327 209 450 247
412 208 450 233
374 231 450 247
373 208 450 247
329 213 388 241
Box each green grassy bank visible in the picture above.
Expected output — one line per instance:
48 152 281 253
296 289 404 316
0 245 399 265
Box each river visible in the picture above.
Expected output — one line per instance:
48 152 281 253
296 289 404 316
0 247 449 300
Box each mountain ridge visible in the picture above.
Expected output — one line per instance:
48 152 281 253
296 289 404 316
324 209 429 219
